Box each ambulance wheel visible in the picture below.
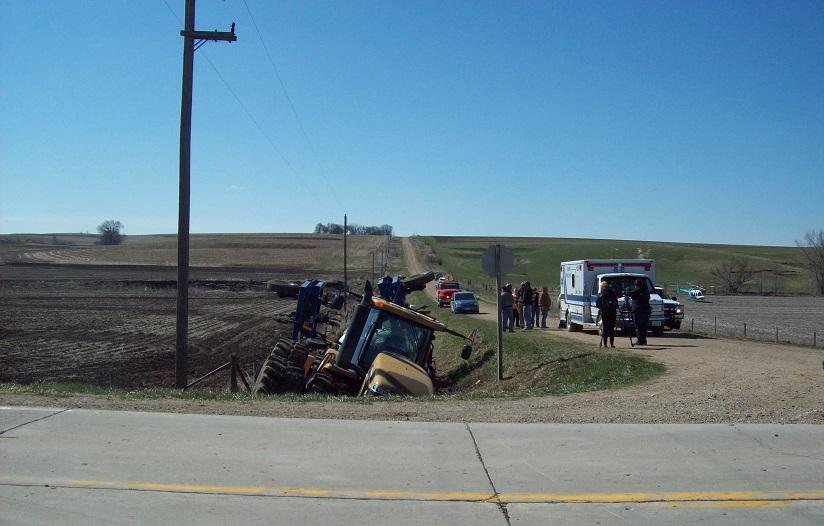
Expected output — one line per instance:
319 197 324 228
565 312 581 332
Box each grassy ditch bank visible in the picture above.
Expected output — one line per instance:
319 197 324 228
411 292 666 397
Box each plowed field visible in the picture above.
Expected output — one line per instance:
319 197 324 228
0 233 385 389
0 278 293 388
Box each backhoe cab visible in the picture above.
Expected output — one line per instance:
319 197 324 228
253 272 475 397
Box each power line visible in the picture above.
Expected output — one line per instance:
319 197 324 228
241 0 337 199
159 0 312 190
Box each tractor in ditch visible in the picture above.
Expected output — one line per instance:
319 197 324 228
254 272 475 397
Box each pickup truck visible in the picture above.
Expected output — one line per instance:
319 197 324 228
655 286 684 330
436 281 461 307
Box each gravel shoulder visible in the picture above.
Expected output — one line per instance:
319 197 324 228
2 238 822 424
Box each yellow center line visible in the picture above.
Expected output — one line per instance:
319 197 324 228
1 477 822 507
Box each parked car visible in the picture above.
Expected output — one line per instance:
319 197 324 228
436 281 461 307
450 291 479 314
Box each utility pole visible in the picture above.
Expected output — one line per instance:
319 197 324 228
175 0 236 389
343 214 348 302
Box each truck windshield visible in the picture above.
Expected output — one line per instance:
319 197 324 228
605 276 654 295
358 311 431 368
440 282 460 289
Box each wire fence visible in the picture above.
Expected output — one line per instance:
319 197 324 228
681 316 820 348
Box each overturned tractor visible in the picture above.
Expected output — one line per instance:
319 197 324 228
253 272 474 397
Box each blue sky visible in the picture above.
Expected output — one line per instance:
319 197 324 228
1 0 822 245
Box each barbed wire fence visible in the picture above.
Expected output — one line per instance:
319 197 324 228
682 316 820 348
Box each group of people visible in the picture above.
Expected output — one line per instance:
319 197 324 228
595 278 651 347
496 277 653 346
499 281 551 332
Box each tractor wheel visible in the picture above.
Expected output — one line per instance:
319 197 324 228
252 338 298 395
306 369 356 396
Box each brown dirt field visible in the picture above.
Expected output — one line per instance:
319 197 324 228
1 236 822 425
0 233 378 389
0 233 385 275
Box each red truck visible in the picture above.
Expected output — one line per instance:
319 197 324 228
436 281 461 307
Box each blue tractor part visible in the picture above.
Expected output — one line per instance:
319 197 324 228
377 275 407 305
292 279 325 341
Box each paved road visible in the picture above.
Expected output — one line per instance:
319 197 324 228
2 407 823 525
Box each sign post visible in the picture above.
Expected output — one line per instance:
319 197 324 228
482 244 514 381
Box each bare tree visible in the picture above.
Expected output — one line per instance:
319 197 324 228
710 258 755 294
797 229 824 295
97 220 124 245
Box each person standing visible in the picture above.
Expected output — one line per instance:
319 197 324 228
520 281 534 330
595 280 618 347
499 284 514 333
538 286 551 328
512 288 521 328
532 289 540 327
628 278 651 345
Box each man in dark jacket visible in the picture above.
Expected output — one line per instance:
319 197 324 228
520 281 534 330
627 278 651 345
595 280 618 347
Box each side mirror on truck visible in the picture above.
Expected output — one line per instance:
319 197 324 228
461 344 473 360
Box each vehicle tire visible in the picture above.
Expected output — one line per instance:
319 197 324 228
306 369 356 396
565 312 581 332
252 338 305 395
652 326 664 337
673 321 681 330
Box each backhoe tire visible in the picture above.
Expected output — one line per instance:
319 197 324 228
252 338 296 395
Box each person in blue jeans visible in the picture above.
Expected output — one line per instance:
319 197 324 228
499 284 514 332
520 281 534 330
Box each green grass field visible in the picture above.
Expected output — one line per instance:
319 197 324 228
415 236 810 300
409 292 665 396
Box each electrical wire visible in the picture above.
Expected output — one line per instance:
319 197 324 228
241 0 337 197
159 0 314 192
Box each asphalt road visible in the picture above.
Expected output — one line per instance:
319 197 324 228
2 407 823 525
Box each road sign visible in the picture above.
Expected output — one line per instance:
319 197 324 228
482 244 514 382
482 245 514 277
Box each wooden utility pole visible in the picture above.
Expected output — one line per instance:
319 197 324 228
175 0 236 388
343 214 348 301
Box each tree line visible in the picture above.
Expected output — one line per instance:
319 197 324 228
314 222 393 236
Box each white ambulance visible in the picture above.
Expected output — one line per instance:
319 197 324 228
558 259 665 336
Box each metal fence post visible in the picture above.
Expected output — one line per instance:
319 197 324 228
744 323 747 338
775 327 778 342
714 316 717 336
815 332 817 347
230 354 238 393
691 318 694 332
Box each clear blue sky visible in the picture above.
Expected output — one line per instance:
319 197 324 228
1 1 822 245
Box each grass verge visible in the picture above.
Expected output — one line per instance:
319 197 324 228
0 381 376 404
409 292 666 397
